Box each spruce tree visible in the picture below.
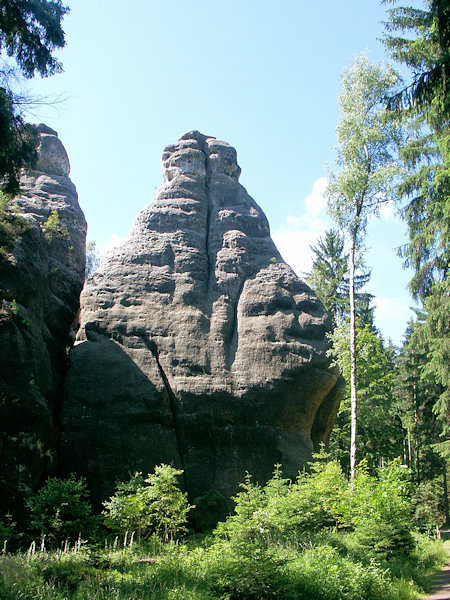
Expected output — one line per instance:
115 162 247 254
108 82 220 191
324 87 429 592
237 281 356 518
306 229 372 326
383 0 449 459
0 0 69 195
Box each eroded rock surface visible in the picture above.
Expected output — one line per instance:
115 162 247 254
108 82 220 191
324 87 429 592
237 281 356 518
62 131 344 513
0 125 86 513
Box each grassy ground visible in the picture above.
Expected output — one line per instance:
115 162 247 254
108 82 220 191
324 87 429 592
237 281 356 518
0 531 447 600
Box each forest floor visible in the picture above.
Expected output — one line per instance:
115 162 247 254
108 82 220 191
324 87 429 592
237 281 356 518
423 533 450 600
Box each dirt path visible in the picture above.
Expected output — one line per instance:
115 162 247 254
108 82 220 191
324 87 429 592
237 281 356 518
423 533 450 600
423 562 450 600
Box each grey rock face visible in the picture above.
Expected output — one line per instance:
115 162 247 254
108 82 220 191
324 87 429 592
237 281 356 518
62 131 343 511
0 126 86 513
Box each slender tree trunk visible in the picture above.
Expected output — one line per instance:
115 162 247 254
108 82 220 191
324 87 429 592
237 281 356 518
413 371 420 482
443 460 450 527
349 236 358 481
407 427 412 468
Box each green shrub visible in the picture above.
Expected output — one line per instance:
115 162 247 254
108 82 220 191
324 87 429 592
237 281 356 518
0 191 27 256
286 544 393 600
0 513 21 553
26 474 95 547
102 471 147 539
215 457 352 548
411 478 446 532
352 459 415 559
191 488 230 531
208 542 289 600
42 209 68 240
103 464 194 542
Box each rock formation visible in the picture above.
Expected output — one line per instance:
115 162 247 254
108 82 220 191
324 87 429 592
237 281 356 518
62 131 344 518
0 125 86 513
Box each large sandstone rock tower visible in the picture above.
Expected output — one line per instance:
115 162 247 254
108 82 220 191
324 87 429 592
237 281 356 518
0 125 86 513
62 131 343 513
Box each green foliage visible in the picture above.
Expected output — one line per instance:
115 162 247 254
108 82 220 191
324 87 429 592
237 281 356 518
0 190 27 255
190 488 229 531
306 228 349 322
102 471 147 538
215 457 352 548
103 464 193 542
143 465 193 542
0 0 69 79
414 287 450 454
382 0 450 121
305 228 372 325
352 459 415 560
0 1 68 195
382 1 449 463
85 240 100 279
412 478 447 532
26 474 95 547
216 456 416 562
0 95 39 195
326 54 402 241
394 319 445 475
210 544 287 600
0 461 448 600
328 322 400 472
0 512 20 552
42 209 68 241
284 544 393 600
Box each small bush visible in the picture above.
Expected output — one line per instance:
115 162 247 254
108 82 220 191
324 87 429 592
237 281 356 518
286 544 394 600
26 474 95 547
352 459 415 559
215 457 352 548
103 464 194 542
0 191 27 256
208 542 289 600
411 478 446 532
42 209 68 240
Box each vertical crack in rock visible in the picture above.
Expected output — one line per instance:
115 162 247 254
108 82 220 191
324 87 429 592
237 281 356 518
204 183 212 296
0 124 86 515
225 278 246 370
61 131 344 514
199 135 214 301
139 334 187 490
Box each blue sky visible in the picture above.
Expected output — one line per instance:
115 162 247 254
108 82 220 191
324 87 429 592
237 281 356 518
25 0 418 345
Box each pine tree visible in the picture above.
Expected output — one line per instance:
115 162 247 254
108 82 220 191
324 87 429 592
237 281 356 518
306 229 371 326
383 0 449 459
394 318 449 523
0 0 69 195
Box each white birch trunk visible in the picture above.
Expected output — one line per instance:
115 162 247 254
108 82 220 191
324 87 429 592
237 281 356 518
349 236 358 481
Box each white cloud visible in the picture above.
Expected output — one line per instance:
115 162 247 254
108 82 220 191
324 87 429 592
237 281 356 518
272 178 414 344
98 232 126 256
379 201 396 221
272 177 332 277
304 177 328 218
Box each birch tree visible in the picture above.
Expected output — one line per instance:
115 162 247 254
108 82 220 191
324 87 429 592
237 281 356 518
326 54 402 480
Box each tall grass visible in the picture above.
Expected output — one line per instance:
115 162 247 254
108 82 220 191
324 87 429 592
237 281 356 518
0 531 446 600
